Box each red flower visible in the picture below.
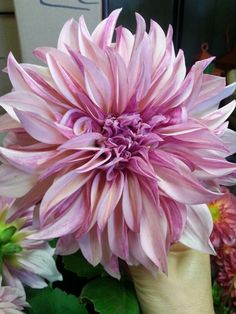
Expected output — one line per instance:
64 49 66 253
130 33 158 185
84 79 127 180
216 245 236 307
209 187 236 249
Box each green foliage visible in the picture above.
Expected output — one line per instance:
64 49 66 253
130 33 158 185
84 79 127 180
80 277 140 314
27 287 87 314
212 281 221 306
63 250 103 278
212 281 229 314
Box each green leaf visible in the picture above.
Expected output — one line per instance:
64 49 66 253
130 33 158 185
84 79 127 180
80 277 140 314
27 287 87 314
212 281 221 306
214 304 229 314
49 238 58 248
63 250 103 278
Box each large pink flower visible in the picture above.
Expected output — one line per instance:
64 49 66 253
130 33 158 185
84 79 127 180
0 10 236 277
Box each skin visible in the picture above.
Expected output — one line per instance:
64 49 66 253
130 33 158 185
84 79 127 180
129 245 215 314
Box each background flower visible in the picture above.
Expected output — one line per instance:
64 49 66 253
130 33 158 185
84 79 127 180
0 197 62 291
209 187 236 249
0 9 235 277
0 281 28 313
215 246 236 308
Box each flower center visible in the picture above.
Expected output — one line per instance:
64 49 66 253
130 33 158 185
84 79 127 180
0 225 22 270
0 208 23 268
102 113 157 160
208 203 221 223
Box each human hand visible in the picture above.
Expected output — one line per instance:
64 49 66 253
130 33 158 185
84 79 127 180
129 244 215 314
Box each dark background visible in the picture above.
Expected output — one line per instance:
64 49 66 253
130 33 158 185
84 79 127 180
102 0 236 68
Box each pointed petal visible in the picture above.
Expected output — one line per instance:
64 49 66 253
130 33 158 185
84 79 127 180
31 191 88 239
190 82 236 117
0 91 53 121
78 226 102 266
155 163 221 204
17 245 62 282
40 170 93 215
91 171 124 230
108 204 128 259
160 197 187 244
122 173 142 232
149 19 166 71
15 109 67 144
200 100 235 130
180 204 215 254
91 9 122 48
140 190 167 272
0 147 54 173
0 113 21 131
59 132 103 150
56 234 79 255
0 164 35 197
57 18 79 52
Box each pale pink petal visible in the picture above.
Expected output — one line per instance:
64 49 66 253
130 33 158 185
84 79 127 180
71 53 112 112
30 192 87 239
56 234 80 255
180 204 215 254
57 18 79 52
155 164 221 204
160 197 187 244
40 170 94 217
91 171 124 230
122 173 142 232
0 164 36 197
77 16 111 78
0 91 53 121
193 74 226 107
220 129 236 154
116 26 134 66
7 53 69 108
108 204 128 259
15 109 67 144
91 9 122 48
78 225 102 266
100 228 120 278
0 113 21 131
149 19 166 72
140 190 167 273
200 100 235 130
190 81 236 117
59 132 103 150
17 246 62 282
0 147 55 173
106 48 128 114
46 54 81 107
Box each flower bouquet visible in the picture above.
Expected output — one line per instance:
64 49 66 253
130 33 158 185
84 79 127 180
0 9 235 313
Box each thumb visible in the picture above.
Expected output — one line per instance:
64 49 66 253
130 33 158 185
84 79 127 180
129 246 215 314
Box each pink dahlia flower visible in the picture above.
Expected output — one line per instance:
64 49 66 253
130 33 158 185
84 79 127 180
0 9 236 276
0 197 62 291
209 187 236 249
0 281 28 314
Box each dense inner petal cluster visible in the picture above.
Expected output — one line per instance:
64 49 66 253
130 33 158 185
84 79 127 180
101 113 163 164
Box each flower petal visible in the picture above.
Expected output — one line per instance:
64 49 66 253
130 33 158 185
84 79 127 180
180 204 215 254
15 109 67 144
0 164 36 197
122 173 142 232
